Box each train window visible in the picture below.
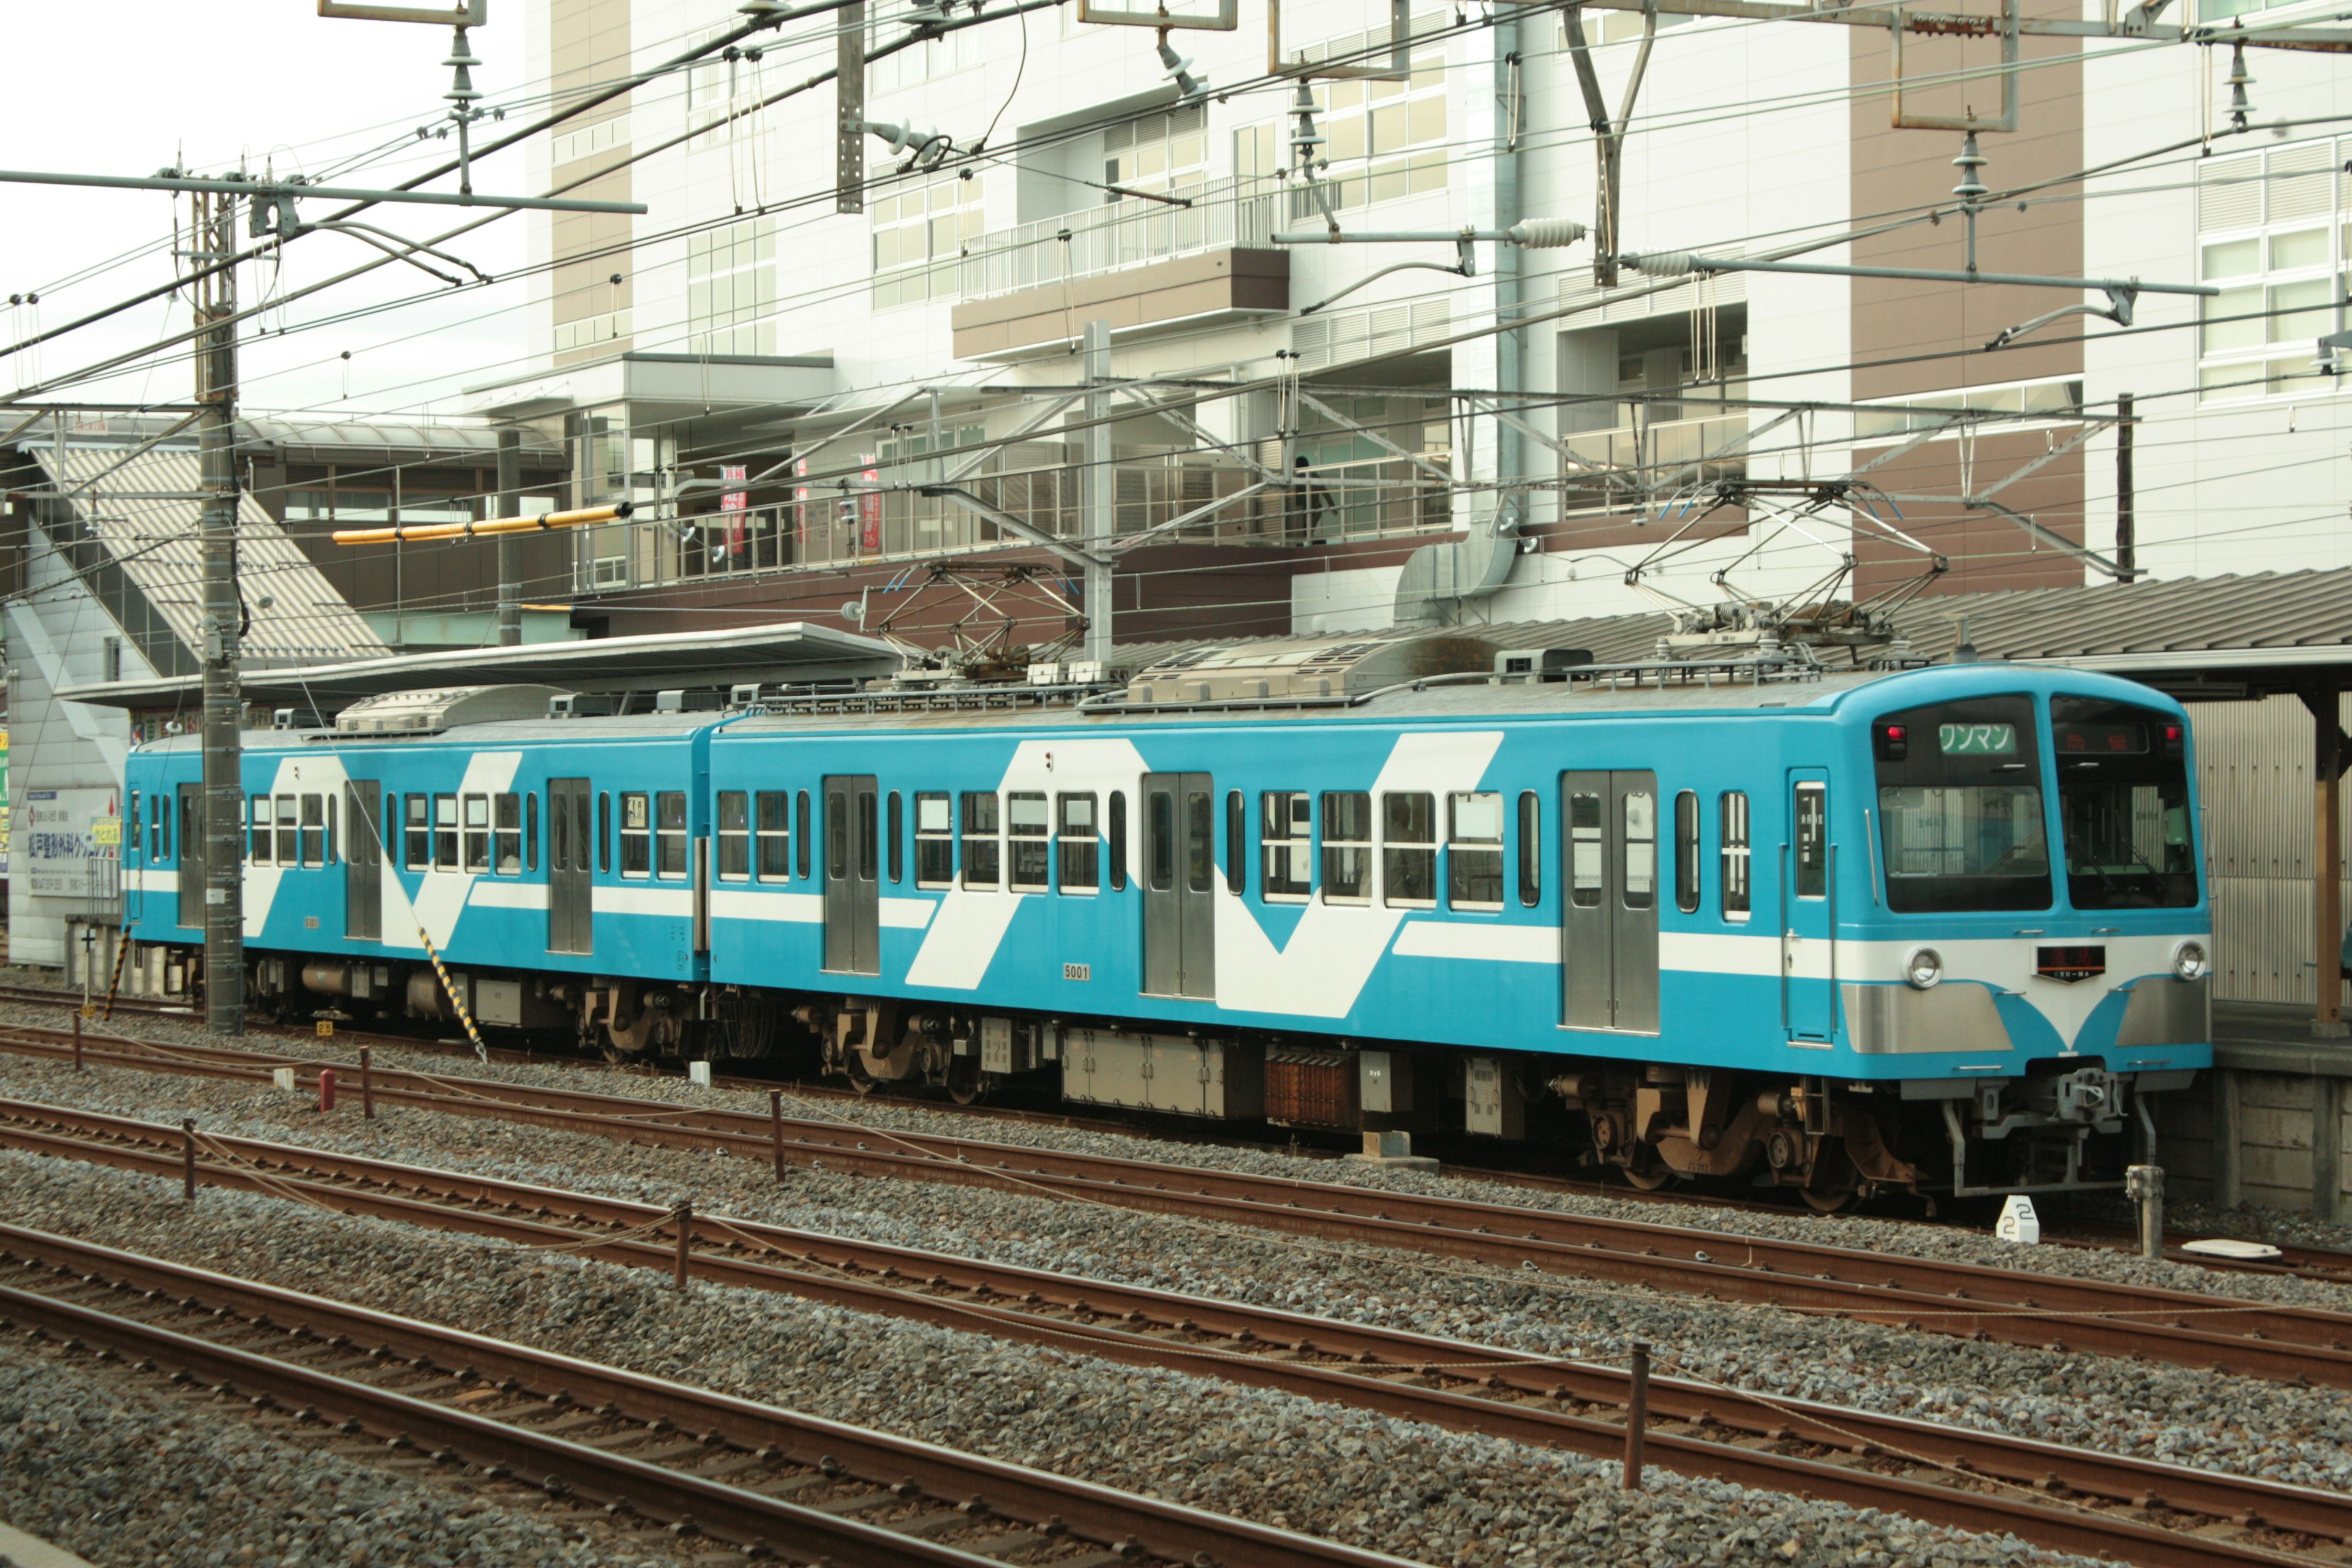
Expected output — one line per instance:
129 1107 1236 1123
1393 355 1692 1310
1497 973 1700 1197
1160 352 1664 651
526 792 539 873
598 792 611 875
550 790 571 875
1517 791 1540 907
405 795 429 870
1621 791 1656 911
1382 792 1436 907
1719 792 1751 920
1108 792 1129 891
755 791 790 880
1447 791 1503 911
249 793 272 865
157 793 170 861
656 792 688 878
915 793 952 887
717 791 750 880
2051 695 2194 910
826 791 848 881
126 794 140 863
962 792 1001 889
1057 793 1098 892
1008 792 1049 892
887 792 904 884
1792 783 1826 899
858 791 878 882
495 793 522 875
796 791 811 880
1262 793 1311 900
269 794 293 866
434 794 459 872
1147 790 1175 892
462 794 491 873
384 793 399 860
1673 791 1701 913
619 792 650 877
1186 790 1213 895
1321 791 1371 904
1568 792 1604 908
1224 790 1246 895
300 794 325 868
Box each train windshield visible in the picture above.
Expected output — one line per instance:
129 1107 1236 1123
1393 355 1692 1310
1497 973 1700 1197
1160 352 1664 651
2051 695 2199 910
1872 695 2052 913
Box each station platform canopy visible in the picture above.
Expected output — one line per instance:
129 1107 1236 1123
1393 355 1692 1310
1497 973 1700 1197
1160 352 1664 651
57 619 902 715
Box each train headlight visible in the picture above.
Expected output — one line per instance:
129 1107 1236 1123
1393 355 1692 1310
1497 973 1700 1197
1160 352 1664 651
2172 940 2209 981
1904 947 1943 990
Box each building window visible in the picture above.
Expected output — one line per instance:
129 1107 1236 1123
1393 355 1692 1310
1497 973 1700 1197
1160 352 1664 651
870 0 982 91
1108 102 1208 201
962 791 1001 889
916 792 953 888
755 790 790 880
1321 790 1371 903
620 791 650 877
872 170 985 309
1447 791 1503 910
2197 140 2343 403
1262 791 1311 900
1243 30 1447 217
1007 791 1049 892
718 791 750 880
1057 793 1098 892
688 219 775 356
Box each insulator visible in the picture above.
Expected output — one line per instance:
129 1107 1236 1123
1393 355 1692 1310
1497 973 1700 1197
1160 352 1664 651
1509 217 1588 249
1624 250 1697 278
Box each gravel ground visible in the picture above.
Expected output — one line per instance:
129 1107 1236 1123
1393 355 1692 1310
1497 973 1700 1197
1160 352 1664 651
4 1044 2352 1508
0 1338 701 1568
0 1148 2098 1568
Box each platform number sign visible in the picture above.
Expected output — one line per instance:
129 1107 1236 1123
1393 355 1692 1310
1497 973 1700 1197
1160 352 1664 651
1937 722 2016 756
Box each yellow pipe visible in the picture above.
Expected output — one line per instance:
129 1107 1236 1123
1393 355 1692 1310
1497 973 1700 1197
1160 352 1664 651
331 500 633 546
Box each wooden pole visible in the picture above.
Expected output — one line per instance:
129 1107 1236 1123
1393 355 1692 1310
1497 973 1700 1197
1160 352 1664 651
70 1011 82 1072
2308 685 2346 1038
181 1120 198 1204
360 1047 374 1120
673 1199 693 1292
1621 1342 1650 1490
770 1091 786 1183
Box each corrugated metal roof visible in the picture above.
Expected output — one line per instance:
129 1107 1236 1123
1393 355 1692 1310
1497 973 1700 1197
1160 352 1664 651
12 412 561 463
32 443 390 669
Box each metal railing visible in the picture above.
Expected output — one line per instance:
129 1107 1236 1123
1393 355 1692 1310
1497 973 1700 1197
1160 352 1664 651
1562 412 1749 503
957 176 1284 302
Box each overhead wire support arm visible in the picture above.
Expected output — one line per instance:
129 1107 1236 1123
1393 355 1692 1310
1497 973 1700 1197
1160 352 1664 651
1617 250 2217 298
0 168 646 216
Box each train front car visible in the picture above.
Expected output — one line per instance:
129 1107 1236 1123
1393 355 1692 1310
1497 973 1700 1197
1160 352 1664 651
1812 666 2211 1204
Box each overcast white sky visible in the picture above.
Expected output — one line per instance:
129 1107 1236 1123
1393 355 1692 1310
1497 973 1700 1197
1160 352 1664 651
0 1 539 421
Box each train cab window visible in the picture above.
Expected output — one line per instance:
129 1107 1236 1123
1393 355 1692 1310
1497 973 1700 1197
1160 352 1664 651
755 791 790 880
1146 789 1175 892
1057 793 1098 892
301 794 326 868
495 793 522 875
126 794 140 863
525 793 539 873
717 791 750 880
915 793 952 887
275 794 300 866
619 792 650 877
795 791 812 880
1382 792 1437 907
1517 791 1540 907
1262 792 1311 900
1719 792 1751 921
1673 791 1701 913
1792 783 1826 900
1108 791 1129 891
1321 791 1371 903
1622 790 1657 911
249 793 272 864
433 794 459 872
2052 695 2198 910
1447 791 1503 911
1568 791 1604 908
598 792 611 875
655 791 688 878
962 792 1001 889
1874 695 2050 913
887 792 904 883
405 795 429 870
1224 790 1246 895
462 793 491 873
1007 792 1049 892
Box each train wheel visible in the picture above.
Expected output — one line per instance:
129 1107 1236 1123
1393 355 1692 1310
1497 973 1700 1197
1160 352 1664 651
1800 1144 1861 1212
944 1060 986 1106
1618 1150 1675 1191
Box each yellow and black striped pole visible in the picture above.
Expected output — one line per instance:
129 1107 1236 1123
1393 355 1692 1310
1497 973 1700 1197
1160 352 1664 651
100 918 130 1022
415 924 488 1062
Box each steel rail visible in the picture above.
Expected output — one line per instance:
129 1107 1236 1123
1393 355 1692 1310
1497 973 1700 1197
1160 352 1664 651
0 1230 1415 1568
0 1106 2339 1567
3 1031 2350 1385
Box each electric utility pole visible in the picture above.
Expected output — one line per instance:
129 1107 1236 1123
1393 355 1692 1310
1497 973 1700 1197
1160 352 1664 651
193 189 244 1035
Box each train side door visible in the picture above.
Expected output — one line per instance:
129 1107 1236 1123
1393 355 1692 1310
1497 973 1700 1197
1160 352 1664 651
344 780 382 941
1782 770 1835 1042
823 775 880 975
176 783 205 930
1140 772 1215 999
1561 770 1659 1033
548 777 593 956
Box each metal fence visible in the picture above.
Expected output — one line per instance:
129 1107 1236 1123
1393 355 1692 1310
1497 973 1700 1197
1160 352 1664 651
957 177 1284 301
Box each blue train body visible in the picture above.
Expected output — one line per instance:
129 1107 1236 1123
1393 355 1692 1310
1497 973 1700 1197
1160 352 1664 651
118 655 2212 1201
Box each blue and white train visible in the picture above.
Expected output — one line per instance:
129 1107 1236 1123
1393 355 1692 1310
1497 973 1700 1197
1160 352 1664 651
116 633 2212 1205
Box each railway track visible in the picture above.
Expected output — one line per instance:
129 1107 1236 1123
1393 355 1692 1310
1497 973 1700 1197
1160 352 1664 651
6 1022 2352 1391
0 1100 2340 1568
0 1222 1409 1568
